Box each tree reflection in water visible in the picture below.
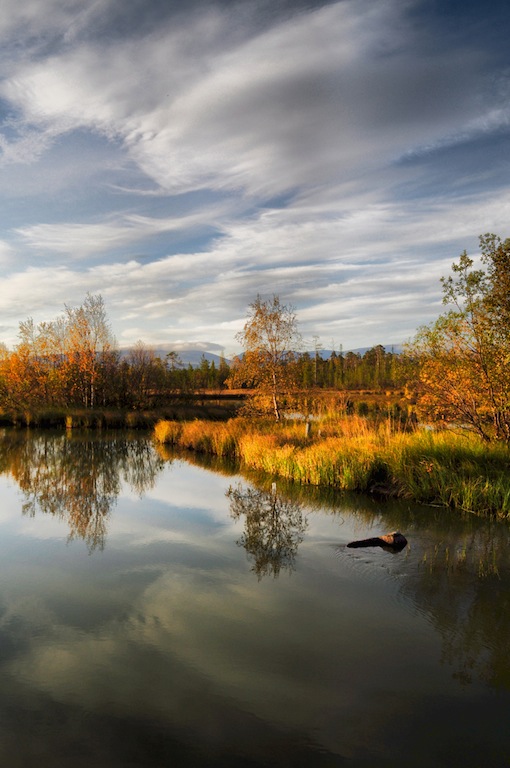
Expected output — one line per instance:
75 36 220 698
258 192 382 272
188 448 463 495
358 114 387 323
402 520 510 690
230 478 510 692
1 429 509 696
227 482 308 579
0 431 165 551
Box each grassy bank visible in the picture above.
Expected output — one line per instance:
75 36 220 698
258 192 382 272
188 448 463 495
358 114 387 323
154 416 510 519
0 401 240 430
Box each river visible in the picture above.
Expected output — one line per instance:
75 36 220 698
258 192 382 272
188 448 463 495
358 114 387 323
0 429 508 767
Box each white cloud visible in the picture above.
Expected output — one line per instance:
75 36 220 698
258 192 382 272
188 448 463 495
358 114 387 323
1 184 507 351
0 240 14 265
0 0 492 199
15 203 232 258
0 0 507 351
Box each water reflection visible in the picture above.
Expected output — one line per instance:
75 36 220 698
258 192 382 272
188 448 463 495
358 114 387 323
400 518 510 690
227 483 308 579
0 430 165 551
251 475 510 691
0 431 508 764
0 430 509 700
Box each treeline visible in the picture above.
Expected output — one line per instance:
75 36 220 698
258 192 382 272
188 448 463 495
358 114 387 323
294 345 403 390
164 345 404 394
0 295 231 411
0 293 403 414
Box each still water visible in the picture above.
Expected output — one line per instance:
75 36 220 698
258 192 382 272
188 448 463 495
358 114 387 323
0 429 508 767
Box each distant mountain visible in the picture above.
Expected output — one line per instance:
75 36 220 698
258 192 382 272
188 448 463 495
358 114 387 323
119 345 230 367
154 348 229 367
119 343 403 367
310 344 404 359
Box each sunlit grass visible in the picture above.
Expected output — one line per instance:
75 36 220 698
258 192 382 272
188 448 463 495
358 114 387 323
153 416 510 518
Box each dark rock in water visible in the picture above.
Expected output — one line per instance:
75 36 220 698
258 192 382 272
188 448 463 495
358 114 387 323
347 531 408 552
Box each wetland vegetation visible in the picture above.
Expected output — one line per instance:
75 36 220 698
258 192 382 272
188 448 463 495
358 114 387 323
154 415 510 519
1 235 510 522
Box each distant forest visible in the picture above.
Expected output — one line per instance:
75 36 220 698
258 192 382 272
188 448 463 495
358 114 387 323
0 294 403 412
0 340 403 412
3 233 507 445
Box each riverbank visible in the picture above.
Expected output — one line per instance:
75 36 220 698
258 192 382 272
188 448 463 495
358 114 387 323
154 416 510 519
0 400 240 429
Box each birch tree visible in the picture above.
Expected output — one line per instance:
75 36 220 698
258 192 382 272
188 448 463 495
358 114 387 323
64 293 116 408
229 295 302 420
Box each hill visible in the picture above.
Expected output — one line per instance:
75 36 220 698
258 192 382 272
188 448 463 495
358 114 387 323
119 345 229 367
119 343 403 367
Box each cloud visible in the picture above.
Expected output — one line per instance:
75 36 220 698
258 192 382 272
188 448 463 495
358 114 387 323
0 0 84 45
0 0 508 351
0 240 14 265
0 121 56 166
15 203 232 259
0 183 506 351
113 1 497 198
0 0 495 199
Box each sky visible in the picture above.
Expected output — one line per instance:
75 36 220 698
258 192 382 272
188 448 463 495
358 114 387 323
0 0 509 358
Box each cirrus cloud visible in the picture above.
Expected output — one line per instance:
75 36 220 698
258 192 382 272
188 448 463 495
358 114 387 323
0 0 508 352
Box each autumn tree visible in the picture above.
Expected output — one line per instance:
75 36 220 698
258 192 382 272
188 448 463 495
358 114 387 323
410 234 510 443
0 318 67 409
228 295 302 420
0 294 118 410
63 293 117 408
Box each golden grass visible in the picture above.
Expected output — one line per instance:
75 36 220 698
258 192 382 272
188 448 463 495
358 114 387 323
153 416 510 518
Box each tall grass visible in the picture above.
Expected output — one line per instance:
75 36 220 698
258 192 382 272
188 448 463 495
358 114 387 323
381 429 510 515
153 416 510 518
154 417 252 457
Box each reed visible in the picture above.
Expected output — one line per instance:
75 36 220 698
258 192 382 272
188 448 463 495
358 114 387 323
153 416 510 518
382 430 510 516
154 417 252 457
153 419 183 445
